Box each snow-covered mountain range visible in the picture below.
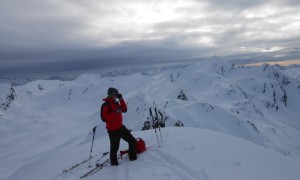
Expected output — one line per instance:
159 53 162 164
1 58 300 180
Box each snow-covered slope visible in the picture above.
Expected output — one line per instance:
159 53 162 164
9 128 300 180
1 58 300 179
283 64 300 81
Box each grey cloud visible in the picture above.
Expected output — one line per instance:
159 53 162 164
0 0 299 75
202 0 299 10
207 0 266 9
0 0 93 50
153 1 300 54
0 41 204 75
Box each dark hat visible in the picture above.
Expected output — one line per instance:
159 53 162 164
107 87 119 96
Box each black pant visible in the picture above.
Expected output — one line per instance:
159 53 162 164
108 125 137 165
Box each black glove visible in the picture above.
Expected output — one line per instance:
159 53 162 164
116 107 122 113
116 93 123 99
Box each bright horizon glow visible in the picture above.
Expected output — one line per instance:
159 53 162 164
241 59 300 66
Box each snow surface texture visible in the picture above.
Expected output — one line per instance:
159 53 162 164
1 58 300 180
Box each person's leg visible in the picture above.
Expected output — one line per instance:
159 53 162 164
120 126 137 161
108 130 121 165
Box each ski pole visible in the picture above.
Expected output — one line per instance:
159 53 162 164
150 107 160 147
158 125 163 142
154 126 160 148
88 126 97 167
157 109 164 142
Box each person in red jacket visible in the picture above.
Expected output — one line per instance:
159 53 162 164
101 87 137 166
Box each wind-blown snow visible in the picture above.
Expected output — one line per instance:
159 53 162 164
1 58 300 180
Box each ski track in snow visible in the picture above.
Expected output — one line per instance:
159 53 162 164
147 149 211 180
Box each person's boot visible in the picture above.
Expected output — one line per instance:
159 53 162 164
111 160 119 166
110 153 119 166
128 151 137 161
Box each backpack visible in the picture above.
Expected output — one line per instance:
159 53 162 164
100 101 111 122
136 138 147 153
120 138 147 159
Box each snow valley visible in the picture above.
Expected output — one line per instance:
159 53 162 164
1 58 300 180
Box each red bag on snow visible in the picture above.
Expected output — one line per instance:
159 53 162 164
120 138 147 158
136 138 147 153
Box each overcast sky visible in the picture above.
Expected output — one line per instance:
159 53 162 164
1 0 300 74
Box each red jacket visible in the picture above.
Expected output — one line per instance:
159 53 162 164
101 97 127 131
